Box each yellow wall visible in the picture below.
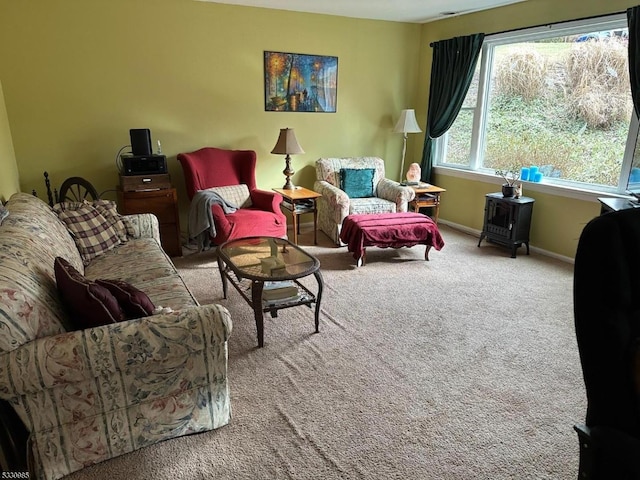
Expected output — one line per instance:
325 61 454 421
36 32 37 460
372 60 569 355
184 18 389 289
417 0 639 259
0 0 420 214
0 80 19 203
0 0 636 257
432 172 600 258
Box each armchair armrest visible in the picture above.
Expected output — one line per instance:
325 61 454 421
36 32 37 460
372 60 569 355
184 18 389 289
377 179 416 212
122 213 161 244
251 189 282 213
210 203 233 241
314 180 349 222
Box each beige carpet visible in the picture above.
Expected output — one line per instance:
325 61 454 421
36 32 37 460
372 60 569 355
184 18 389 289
68 225 584 479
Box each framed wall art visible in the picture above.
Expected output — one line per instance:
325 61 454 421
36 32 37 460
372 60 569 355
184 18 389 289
264 51 338 112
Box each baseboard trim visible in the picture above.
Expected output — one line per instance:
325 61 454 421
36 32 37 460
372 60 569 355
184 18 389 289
439 219 575 265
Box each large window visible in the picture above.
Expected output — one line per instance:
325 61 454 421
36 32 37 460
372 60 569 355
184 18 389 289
438 14 638 194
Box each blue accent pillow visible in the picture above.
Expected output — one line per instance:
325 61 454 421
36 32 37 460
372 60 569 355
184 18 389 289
340 168 375 198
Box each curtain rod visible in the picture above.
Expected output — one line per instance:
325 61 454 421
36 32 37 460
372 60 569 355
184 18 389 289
429 8 627 47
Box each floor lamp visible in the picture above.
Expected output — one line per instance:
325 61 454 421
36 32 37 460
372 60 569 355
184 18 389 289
393 109 422 182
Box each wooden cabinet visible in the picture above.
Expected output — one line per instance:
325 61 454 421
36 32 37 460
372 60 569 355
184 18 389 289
477 193 534 258
117 187 182 257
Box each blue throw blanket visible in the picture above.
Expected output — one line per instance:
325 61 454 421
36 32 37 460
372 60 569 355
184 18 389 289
188 190 238 251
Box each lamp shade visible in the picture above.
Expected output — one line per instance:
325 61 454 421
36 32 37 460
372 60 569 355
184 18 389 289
271 128 305 155
393 109 422 134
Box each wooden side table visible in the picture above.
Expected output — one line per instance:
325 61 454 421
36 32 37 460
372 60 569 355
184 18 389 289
273 187 322 245
408 183 446 223
117 187 182 257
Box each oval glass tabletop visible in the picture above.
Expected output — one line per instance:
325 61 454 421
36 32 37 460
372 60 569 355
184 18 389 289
217 236 319 280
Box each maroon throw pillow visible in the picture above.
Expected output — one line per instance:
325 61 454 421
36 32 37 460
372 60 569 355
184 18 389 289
54 257 125 329
96 279 155 319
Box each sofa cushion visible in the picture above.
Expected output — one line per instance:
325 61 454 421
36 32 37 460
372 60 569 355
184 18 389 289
54 257 125 329
55 203 123 265
0 194 82 353
340 168 375 198
84 238 200 311
1 193 85 272
96 279 155 319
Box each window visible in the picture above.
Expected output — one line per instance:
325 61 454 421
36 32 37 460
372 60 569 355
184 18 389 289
438 14 637 194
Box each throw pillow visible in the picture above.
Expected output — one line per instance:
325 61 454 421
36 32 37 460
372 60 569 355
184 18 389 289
92 200 129 242
96 279 155 319
206 184 252 209
55 203 122 265
54 257 125 329
340 168 375 198
55 200 130 243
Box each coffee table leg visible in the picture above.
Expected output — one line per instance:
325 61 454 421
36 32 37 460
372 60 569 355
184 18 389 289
313 270 324 333
251 281 265 347
313 203 318 245
216 255 228 299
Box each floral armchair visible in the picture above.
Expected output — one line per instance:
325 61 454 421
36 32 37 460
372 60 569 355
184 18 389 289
313 157 415 245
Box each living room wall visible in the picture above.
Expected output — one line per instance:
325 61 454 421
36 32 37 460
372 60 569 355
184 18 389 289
0 81 19 204
414 0 639 259
0 0 420 218
2 0 637 259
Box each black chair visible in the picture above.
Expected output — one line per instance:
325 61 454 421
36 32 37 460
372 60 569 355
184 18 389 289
0 399 29 472
574 207 640 479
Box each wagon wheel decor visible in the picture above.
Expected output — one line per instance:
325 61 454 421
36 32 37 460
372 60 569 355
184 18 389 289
57 177 100 203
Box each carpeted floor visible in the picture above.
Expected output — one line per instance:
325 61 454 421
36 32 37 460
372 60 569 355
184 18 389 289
68 224 584 479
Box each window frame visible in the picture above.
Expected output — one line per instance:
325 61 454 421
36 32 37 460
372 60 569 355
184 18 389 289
435 12 637 197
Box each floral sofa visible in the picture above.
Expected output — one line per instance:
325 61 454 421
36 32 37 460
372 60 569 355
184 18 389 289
0 193 232 479
314 157 416 245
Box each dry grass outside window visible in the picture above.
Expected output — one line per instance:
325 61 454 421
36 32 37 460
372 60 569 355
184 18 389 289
566 40 631 128
495 48 548 101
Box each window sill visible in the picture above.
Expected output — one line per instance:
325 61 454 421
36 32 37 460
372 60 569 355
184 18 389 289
434 166 631 203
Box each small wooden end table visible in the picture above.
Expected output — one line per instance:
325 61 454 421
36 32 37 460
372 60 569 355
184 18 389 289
408 183 446 223
273 187 322 245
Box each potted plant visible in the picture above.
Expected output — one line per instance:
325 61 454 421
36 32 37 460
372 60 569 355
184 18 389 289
495 168 521 198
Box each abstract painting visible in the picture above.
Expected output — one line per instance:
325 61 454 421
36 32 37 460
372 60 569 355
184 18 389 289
264 51 338 112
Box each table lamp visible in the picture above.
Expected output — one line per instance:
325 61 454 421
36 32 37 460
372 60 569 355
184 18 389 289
271 128 305 189
393 109 422 182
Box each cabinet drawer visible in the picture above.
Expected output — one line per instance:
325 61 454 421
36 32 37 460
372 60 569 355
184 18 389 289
118 190 177 220
116 187 182 257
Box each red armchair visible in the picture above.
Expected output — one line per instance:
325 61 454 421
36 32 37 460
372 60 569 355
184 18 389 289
178 147 287 245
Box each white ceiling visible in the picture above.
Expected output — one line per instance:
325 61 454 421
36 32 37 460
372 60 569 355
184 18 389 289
197 0 528 24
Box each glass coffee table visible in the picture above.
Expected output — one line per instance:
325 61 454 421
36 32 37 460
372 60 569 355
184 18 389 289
216 236 324 347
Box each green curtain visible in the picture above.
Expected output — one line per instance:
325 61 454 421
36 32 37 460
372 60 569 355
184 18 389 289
628 6 640 118
420 33 484 183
